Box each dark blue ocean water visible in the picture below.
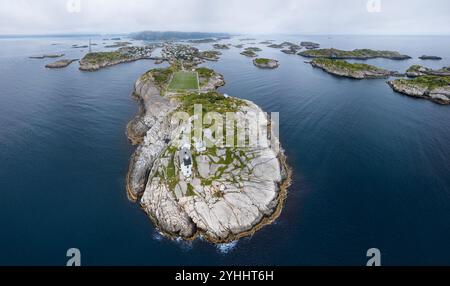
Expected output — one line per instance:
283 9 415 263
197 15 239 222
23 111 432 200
1 35 450 266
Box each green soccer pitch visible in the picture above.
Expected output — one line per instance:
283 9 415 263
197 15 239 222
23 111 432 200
168 71 199 91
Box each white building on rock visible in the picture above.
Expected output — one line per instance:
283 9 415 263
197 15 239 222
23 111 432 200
179 144 193 179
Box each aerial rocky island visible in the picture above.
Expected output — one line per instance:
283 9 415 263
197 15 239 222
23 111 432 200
309 58 399 79
126 45 291 243
45 59 78 69
388 65 450 105
78 42 226 71
405 65 450 77
29 53 64 59
299 48 411 60
212 44 230 50
79 46 154 71
253 58 279 69
197 50 222 61
300 41 320 49
30 34 449 243
419 55 442 60
104 41 132 48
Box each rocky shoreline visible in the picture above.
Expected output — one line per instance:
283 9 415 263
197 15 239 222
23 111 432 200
310 58 398 79
387 76 450 105
299 48 411 60
126 65 291 243
197 50 221 61
405 65 450 77
253 58 279 69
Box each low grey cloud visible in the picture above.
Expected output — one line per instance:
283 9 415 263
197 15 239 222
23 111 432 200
0 0 449 35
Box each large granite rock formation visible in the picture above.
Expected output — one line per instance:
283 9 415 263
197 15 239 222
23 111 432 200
126 66 291 243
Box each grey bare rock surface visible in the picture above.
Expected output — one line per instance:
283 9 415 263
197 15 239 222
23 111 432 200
253 59 279 69
310 59 396 79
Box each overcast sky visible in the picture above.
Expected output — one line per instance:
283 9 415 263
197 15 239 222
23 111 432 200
0 0 449 35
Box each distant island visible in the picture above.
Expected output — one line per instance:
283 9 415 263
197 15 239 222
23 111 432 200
300 41 320 49
299 48 411 60
126 48 291 243
197 50 222 61
309 58 398 79
240 47 261 57
45 59 78 69
104 41 132 48
79 46 154 71
212 44 230 50
130 31 230 41
419 55 442 60
29 54 64 59
72 44 89 49
388 66 450 105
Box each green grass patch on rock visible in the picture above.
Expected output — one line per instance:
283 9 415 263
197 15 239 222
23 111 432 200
312 58 381 72
186 184 196 197
81 51 129 64
300 48 410 60
176 91 246 115
168 71 199 91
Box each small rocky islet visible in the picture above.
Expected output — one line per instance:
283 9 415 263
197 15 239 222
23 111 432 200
29 53 65 59
212 43 230 50
77 43 225 71
388 65 450 105
299 48 412 60
32 36 449 243
308 58 399 79
419 55 442 60
33 38 448 106
240 47 262 57
300 41 320 49
253 58 279 69
45 59 78 69
188 38 219 44
78 45 154 71
104 41 132 48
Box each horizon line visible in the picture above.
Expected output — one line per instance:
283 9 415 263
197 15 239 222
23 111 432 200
1 32 450 38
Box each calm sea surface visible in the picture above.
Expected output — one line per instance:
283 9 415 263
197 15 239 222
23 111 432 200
1 35 450 265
